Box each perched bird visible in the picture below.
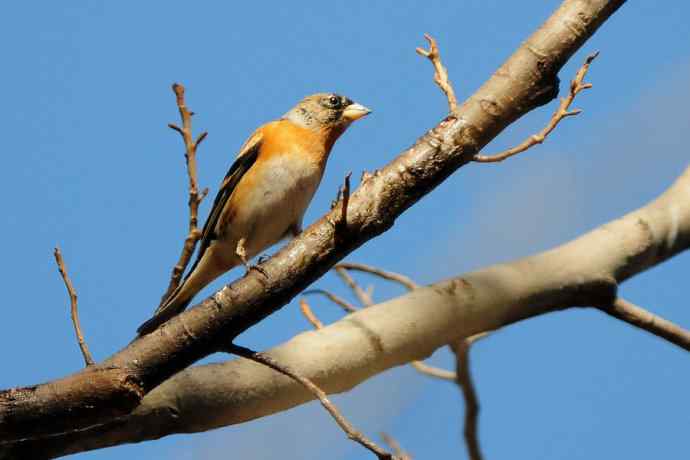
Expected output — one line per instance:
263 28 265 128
138 93 370 335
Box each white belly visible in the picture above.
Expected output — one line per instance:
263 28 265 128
228 153 322 258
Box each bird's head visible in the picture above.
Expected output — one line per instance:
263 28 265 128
283 93 371 134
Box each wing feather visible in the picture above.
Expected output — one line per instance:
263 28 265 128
186 129 263 278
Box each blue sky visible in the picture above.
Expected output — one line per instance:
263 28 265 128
1 1 689 459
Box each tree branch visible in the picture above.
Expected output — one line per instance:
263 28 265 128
0 0 627 449
159 83 209 306
53 247 94 367
451 335 488 460
5 159 688 459
416 33 459 115
473 52 598 163
226 344 395 460
599 298 690 351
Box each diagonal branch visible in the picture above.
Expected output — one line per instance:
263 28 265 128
0 0 628 447
302 289 358 313
335 262 419 290
599 298 690 351
6 157 687 459
226 343 395 460
473 52 598 163
53 247 94 367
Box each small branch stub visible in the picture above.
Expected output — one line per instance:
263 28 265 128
53 247 95 367
416 33 459 115
334 172 352 243
473 52 599 163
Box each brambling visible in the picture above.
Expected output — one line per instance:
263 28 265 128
137 93 370 334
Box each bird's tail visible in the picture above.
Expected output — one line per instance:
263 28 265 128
136 250 229 336
136 284 194 335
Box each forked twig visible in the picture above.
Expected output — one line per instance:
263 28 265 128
416 33 459 114
53 247 94 367
227 343 395 460
159 83 209 307
473 52 599 163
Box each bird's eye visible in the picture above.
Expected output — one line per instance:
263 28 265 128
328 95 341 108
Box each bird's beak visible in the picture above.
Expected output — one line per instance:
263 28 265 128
342 102 371 121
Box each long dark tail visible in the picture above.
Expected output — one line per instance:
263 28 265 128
136 287 193 335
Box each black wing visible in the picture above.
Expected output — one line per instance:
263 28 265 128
186 130 263 278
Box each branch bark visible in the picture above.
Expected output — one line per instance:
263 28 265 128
7 161 688 459
0 0 627 452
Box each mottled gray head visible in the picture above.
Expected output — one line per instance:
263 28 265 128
283 93 370 130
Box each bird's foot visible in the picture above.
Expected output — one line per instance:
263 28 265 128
236 238 269 279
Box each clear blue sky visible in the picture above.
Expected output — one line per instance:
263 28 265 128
2 2 689 459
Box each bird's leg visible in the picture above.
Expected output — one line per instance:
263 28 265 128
236 238 269 278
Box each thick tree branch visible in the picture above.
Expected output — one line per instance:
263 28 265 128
4 160 689 458
0 0 627 450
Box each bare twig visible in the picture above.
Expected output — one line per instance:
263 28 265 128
53 247 94 367
227 343 394 460
599 298 690 352
335 262 419 291
159 83 209 306
302 289 358 313
416 33 459 114
381 432 412 460
473 52 598 163
409 361 456 381
451 334 489 460
299 299 324 329
335 266 373 306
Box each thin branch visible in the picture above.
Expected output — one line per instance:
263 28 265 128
599 298 690 352
335 262 419 291
302 289 358 313
299 299 324 329
226 343 394 460
335 266 373 306
159 83 208 307
53 247 94 367
451 334 489 460
473 52 598 163
334 264 459 382
409 361 456 381
381 433 412 460
416 33 459 114
0 1 629 447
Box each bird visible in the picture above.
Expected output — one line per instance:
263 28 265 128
137 93 370 335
